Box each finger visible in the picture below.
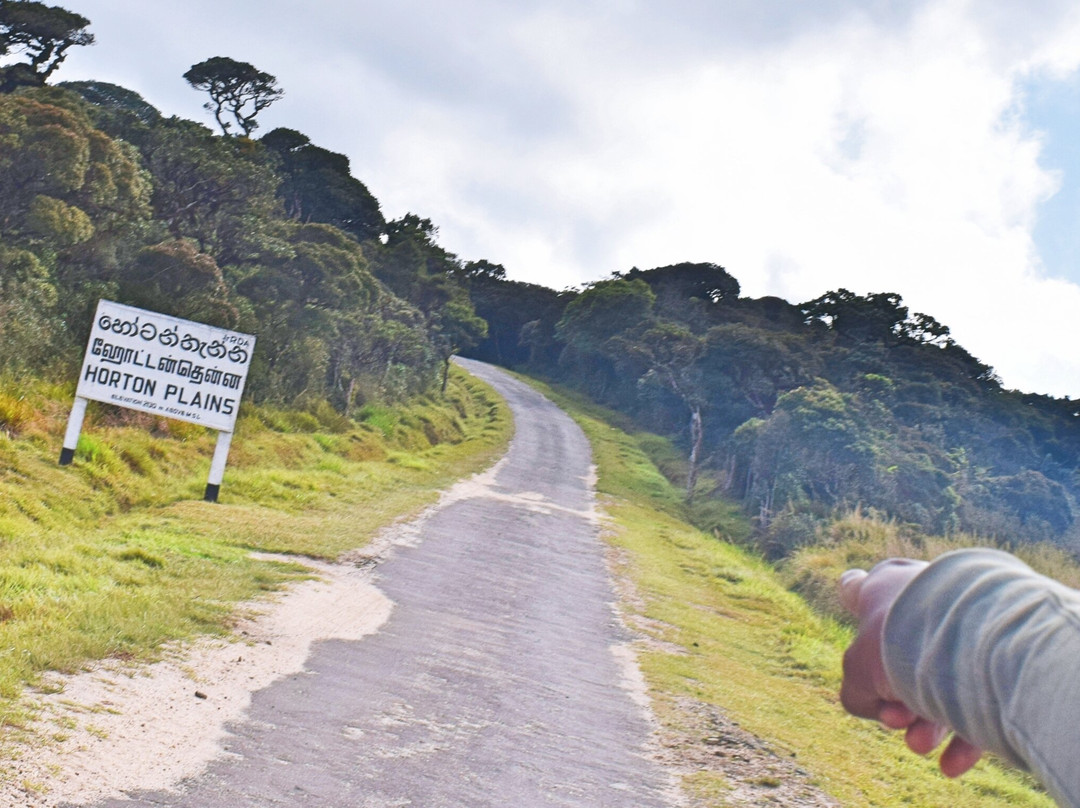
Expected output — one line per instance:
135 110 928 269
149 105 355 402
839 569 868 613
878 701 919 730
939 736 983 778
903 718 948 755
840 632 887 719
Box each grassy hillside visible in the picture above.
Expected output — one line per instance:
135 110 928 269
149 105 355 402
533 379 1053 808
0 367 511 734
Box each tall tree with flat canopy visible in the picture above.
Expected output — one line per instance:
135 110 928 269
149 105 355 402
0 1 93 92
183 56 283 137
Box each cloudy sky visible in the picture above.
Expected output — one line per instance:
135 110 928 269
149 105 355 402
53 0 1080 398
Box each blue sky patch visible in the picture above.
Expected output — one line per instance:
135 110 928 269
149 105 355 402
1023 70 1080 285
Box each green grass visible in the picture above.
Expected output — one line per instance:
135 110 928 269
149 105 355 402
0 366 512 737
782 511 1080 625
534 379 1054 808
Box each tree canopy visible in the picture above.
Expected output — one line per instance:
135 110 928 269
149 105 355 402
468 272 1080 554
0 82 446 407
183 56 283 137
261 127 385 241
0 1 92 92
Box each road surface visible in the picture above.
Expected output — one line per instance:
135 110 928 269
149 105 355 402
93 358 675 807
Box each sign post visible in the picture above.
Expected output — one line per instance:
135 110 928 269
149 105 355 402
59 396 88 466
205 431 234 503
62 300 255 502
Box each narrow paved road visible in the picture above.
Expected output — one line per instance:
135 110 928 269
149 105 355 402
94 359 674 807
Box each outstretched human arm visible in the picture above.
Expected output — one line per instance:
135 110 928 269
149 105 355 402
840 549 1080 807
840 558 983 776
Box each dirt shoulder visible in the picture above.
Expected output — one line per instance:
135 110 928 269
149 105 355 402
0 551 392 807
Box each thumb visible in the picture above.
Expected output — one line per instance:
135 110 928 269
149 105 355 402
839 568 868 615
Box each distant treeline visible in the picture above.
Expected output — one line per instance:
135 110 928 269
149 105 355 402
460 266 1080 553
2 2 1079 554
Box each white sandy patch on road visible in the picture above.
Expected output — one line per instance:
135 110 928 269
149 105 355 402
439 454 602 523
0 555 393 807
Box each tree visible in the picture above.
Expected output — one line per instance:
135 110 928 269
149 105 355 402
261 127 384 241
117 239 237 327
623 262 740 305
701 323 815 431
555 278 655 356
458 268 566 367
617 321 708 501
455 259 507 282
141 116 285 266
896 311 953 347
0 88 150 264
61 80 161 125
373 214 456 301
183 56 282 137
800 289 909 343
733 382 880 534
432 296 487 392
369 214 489 393
0 87 154 366
0 1 93 92
383 213 441 252
238 222 438 406
0 243 58 372
799 289 950 349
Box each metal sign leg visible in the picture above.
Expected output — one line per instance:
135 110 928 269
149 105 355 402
59 397 89 465
204 431 234 503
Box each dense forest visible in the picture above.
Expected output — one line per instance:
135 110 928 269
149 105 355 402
3 1 1080 555
464 267 1080 553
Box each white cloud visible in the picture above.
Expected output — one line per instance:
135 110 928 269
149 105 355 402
355 0 1080 395
57 0 1080 396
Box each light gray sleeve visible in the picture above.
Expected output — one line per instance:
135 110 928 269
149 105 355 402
882 548 1080 807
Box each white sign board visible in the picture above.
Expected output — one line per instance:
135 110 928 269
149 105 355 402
76 300 255 433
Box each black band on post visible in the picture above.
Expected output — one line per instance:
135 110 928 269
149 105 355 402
204 483 220 503
59 447 75 466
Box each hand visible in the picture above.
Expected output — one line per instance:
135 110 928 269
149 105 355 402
839 560 983 777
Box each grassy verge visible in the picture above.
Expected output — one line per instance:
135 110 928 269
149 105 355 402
0 366 511 734
532 380 1052 807
782 511 1080 625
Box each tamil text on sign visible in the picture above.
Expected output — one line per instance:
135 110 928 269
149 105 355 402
76 300 255 433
